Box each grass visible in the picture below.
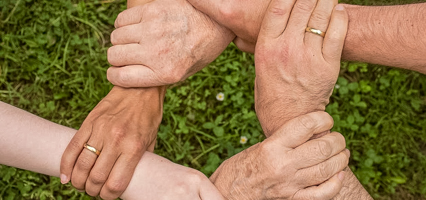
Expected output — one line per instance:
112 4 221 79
0 0 425 199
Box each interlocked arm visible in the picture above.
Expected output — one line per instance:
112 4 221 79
188 0 426 73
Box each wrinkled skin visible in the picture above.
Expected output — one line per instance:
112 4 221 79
60 86 165 199
107 0 234 87
254 0 348 135
211 112 349 200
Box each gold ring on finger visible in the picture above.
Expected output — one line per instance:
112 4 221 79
83 143 101 156
305 27 326 37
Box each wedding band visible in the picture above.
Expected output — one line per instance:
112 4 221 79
305 27 326 37
84 143 101 156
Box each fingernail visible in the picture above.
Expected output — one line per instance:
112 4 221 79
338 171 345 181
60 174 68 184
335 4 345 10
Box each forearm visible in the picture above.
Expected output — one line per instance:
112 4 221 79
189 0 426 73
0 101 183 199
0 101 75 176
342 3 426 73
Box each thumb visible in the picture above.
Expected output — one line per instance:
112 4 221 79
268 111 334 149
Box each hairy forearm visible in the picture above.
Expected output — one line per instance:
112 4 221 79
189 0 426 73
342 3 426 73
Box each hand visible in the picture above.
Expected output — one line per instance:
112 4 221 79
254 0 348 135
60 86 166 199
211 112 349 199
106 0 234 88
186 0 267 53
121 152 224 200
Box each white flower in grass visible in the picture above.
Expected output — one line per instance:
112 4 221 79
334 84 340 89
240 136 248 144
216 92 225 101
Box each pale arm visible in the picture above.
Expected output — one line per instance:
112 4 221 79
0 101 223 200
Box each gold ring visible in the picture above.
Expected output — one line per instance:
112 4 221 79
305 27 326 37
84 143 101 156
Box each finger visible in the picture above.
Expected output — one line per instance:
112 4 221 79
114 6 146 28
293 171 345 200
107 44 148 67
258 0 296 39
268 111 334 148
100 154 141 200
85 147 120 197
70 133 104 191
304 0 338 49
290 132 346 168
285 0 318 37
110 24 144 45
295 149 349 187
322 4 348 64
60 124 93 184
107 65 161 88
70 152 97 190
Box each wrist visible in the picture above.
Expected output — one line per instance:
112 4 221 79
331 167 373 200
110 86 166 100
210 143 263 200
255 90 329 136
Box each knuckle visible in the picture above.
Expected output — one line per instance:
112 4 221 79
70 179 84 190
110 126 127 146
88 171 108 185
316 140 332 158
295 0 315 13
188 170 205 183
218 3 236 21
114 70 132 87
269 3 289 17
310 10 330 24
127 141 145 156
258 141 275 155
317 161 331 180
332 132 346 147
104 179 126 196
162 72 181 84
68 139 83 152
298 114 317 130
